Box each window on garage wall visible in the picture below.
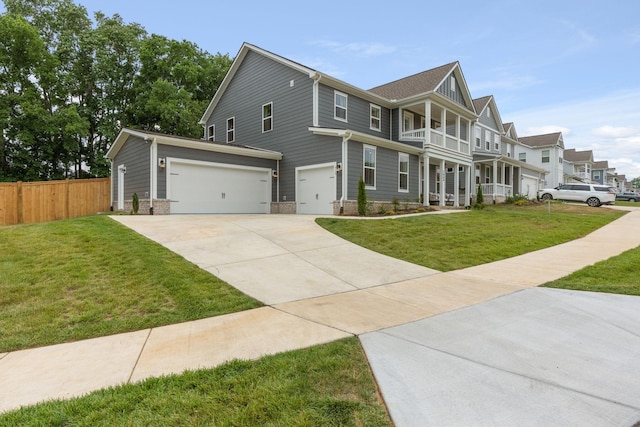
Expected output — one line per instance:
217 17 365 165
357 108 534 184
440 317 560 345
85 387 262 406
363 145 376 189
208 125 215 141
227 117 235 143
262 102 273 133
399 153 409 192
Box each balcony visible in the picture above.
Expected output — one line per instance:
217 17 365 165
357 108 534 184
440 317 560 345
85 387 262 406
400 128 470 155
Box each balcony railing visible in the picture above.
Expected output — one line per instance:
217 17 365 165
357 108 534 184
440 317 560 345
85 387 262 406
399 128 469 155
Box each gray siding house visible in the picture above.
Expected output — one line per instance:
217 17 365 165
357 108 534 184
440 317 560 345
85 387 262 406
108 42 553 215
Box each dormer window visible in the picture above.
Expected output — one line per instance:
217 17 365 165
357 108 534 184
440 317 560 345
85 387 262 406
451 76 456 92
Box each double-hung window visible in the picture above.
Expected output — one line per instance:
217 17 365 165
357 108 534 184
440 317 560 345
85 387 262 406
475 127 481 148
262 102 273 133
484 130 491 151
370 104 381 131
541 149 550 163
494 134 500 151
334 91 347 121
207 125 215 141
519 152 526 162
398 153 409 192
363 145 376 189
226 117 235 143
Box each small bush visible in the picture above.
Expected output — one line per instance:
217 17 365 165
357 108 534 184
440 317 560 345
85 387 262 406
357 176 367 216
391 197 400 212
132 193 139 215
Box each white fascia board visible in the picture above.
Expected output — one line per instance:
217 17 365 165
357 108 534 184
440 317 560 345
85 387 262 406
154 135 283 160
309 127 423 156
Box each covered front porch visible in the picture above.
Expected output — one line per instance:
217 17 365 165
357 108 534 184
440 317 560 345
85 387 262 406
473 155 544 202
421 150 473 208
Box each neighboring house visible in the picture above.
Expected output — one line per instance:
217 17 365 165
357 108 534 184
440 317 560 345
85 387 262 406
517 132 565 189
591 160 611 185
469 95 545 202
563 148 594 183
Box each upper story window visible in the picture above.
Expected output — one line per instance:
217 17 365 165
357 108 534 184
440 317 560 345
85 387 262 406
506 143 512 157
450 76 456 92
226 117 235 143
398 153 409 192
370 104 381 131
484 130 490 151
494 134 500 151
519 152 526 162
475 127 481 148
363 145 376 189
487 108 491 118
541 149 550 163
207 125 215 141
334 91 347 122
403 111 414 131
262 102 273 133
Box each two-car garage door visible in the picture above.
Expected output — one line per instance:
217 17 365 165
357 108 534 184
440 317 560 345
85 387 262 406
167 159 271 214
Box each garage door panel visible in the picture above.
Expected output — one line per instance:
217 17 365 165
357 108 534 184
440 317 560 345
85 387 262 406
169 161 270 214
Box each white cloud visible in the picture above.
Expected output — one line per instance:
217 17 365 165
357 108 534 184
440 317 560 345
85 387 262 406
592 126 640 138
311 40 396 57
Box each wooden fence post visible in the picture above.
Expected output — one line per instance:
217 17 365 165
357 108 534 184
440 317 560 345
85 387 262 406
16 181 23 224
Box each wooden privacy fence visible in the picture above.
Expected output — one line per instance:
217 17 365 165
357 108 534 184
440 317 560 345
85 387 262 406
0 178 111 226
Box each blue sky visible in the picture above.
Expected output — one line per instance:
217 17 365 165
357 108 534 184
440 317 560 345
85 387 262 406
4 0 640 179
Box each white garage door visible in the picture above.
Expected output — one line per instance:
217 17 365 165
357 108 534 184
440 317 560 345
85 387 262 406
521 175 539 199
168 159 271 214
296 163 337 215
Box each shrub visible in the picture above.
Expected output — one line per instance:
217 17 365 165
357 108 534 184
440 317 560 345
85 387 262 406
132 193 139 215
357 176 367 216
391 197 400 212
473 185 485 210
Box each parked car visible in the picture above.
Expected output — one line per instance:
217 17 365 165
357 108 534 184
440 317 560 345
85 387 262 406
538 183 616 207
616 192 640 202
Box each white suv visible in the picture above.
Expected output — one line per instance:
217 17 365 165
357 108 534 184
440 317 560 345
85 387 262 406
538 183 616 207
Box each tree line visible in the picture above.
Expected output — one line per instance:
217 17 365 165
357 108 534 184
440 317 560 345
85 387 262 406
0 0 232 181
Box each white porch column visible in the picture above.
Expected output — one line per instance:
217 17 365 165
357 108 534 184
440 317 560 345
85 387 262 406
510 165 514 197
454 164 460 207
440 158 446 207
456 115 461 152
423 152 430 206
466 165 472 205
424 101 431 147
492 159 498 202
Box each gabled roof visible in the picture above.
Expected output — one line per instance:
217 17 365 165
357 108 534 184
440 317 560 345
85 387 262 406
502 122 518 141
563 148 593 163
200 42 393 125
472 95 504 133
368 61 476 114
106 128 283 161
592 160 609 169
518 132 564 149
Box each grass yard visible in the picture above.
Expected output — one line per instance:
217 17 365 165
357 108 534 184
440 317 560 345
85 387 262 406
317 203 625 272
0 337 392 427
0 215 261 353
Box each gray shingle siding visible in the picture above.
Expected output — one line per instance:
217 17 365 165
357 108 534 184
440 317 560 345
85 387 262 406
111 136 150 201
347 141 420 202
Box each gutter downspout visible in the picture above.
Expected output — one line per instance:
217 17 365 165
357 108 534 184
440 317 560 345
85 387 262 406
148 137 157 215
340 131 353 213
310 72 321 127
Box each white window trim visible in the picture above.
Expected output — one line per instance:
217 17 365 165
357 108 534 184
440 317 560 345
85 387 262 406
226 117 235 143
403 111 414 131
207 125 215 141
451 75 456 92
542 149 550 163
485 165 491 183
262 102 273 133
519 152 526 162
334 91 348 122
494 134 500 151
475 127 481 148
398 153 409 192
370 104 381 131
363 145 376 190
484 130 491 151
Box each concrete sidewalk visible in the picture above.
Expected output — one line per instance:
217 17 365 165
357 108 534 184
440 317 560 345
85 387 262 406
1 208 640 423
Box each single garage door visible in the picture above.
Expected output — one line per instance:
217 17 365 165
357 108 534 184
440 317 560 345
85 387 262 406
168 159 271 214
521 174 539 199
296 163 337 215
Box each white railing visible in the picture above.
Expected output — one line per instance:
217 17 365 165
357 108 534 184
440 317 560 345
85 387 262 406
430 130 444 147
460 141 469 154
401 129 426 141
480 183 513 197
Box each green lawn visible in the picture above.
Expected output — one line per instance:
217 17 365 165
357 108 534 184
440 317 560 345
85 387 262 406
0 215 261 353
1 205 635 424
0 338 392 427
317 203 625 271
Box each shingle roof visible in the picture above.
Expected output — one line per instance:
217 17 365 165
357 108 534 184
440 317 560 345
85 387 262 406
563 148 593 162
518 132 564 149
368 62 458 100
472 96 492 114
592 160 609 169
